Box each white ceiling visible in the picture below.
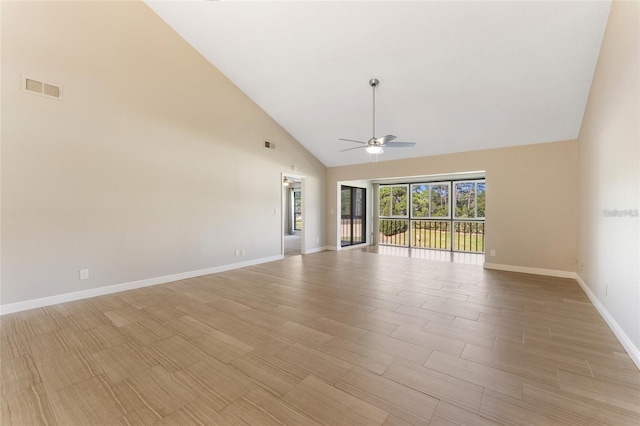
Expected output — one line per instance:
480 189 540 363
145 0 611 167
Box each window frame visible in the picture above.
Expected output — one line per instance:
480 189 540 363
379 184 409 218
453 179 486 220
410 181 452 219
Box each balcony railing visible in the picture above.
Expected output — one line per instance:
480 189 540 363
379 218 484 253
453 221 484 252
341 216 365 246
411 220 451 250
379 219 409 247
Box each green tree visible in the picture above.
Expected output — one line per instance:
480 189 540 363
455 182 476 218
477 182 485 217
412 185 429 217
392 187 407 216
380 219 408 236
380 185 408 217
430 184 449 217
379 186 391 216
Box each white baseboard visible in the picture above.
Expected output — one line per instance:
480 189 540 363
0 255 283 316
575 274 640 370
302 246 328 255
483 262 576 279
337 243 370 251
482 263 640 370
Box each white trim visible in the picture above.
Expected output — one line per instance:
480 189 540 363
575 274 640 370
281 172 305 258
483 262 576 279
0 255 283 316
337 243 370 251
453 179 486 220
409 181 453 220
303 246 327 255
379 183 410 219
325 245 339 251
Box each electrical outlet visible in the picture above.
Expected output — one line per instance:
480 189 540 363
490 250 496 257
316 238 319 244
234 250 240 256
605 284 608 296
79 269 89 280
241 249 245 256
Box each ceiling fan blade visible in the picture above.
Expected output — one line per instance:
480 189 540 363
339 138 367 144
339 146 367 152
382 141 416 148
375 135 397 144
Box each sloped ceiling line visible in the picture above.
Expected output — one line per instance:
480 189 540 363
145 1 611 167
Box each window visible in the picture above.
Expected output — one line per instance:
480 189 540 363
411 183 450 218
477 181 486 217
294 190 302 230
379 185 408 217
454 181 485 219
452 180 485 252
411 185 429 217
378 179 485 253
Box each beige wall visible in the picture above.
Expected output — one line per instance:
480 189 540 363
577 1 639 353
327 140 579 272
1 1 326 306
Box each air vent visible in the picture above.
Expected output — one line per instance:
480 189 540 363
25 78 43 93
264 141 276 149
43 83 60 98
22 76 63 100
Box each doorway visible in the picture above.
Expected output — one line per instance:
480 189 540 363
282 174 303 257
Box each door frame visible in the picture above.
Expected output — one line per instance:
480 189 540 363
340 185 367 247
336 180 372 250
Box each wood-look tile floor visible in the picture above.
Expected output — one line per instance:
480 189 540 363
1 250 639 425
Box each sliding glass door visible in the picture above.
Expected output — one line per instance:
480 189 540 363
341 186 366 247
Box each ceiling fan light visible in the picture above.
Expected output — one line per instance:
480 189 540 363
366 146 383 154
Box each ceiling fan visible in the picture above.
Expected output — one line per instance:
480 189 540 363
339 78 417 155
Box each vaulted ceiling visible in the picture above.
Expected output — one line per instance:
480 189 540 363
145 0 611 167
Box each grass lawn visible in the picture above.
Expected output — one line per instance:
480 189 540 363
379 229 484 253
